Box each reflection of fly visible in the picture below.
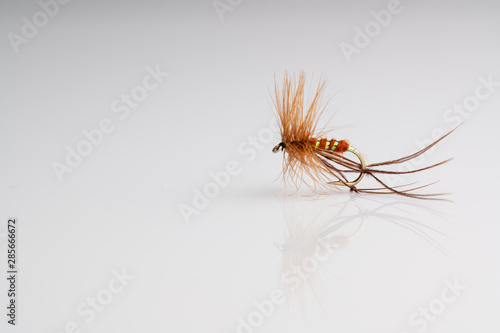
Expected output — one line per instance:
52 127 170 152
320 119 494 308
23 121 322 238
276 196 366 311
271 72 458 198
276 195 453 312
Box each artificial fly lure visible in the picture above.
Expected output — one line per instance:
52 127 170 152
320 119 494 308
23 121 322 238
271 72 457 199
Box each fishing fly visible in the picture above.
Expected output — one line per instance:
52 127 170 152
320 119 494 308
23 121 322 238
272 72 456 199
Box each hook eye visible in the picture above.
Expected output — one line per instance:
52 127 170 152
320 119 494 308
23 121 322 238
272 142 285 153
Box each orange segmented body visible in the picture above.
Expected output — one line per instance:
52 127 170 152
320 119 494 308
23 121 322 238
313 139 350 153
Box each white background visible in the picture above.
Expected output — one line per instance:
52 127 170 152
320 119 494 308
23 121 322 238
1 0 499 332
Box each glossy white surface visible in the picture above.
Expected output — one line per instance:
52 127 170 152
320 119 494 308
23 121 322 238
1 0 499 332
